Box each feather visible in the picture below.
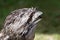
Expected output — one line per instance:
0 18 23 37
0 8 43 40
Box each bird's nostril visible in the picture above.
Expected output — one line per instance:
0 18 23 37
39 15 42 18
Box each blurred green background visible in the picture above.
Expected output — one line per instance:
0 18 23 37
0 0 60 40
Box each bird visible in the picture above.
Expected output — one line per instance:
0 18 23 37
0 7 43 40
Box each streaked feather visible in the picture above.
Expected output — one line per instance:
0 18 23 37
0 7 43 40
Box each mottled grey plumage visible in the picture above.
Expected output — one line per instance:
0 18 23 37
0 7 42 40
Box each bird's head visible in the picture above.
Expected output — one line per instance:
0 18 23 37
0 7 43 40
